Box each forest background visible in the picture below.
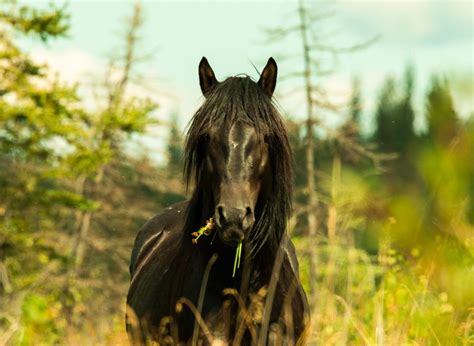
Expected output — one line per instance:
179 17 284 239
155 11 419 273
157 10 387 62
0 0 473 344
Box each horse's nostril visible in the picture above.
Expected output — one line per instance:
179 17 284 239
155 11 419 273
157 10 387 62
217 205 226 224
216 205 253 228
245 206 252 217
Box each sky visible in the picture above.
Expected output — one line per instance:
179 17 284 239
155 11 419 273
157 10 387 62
22 0 474 142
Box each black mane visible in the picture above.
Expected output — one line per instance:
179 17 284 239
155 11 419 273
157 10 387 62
184 76 294 257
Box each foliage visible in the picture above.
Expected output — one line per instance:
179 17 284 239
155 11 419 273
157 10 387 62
288 68 473 344
0 2 172 343
0 0 69 41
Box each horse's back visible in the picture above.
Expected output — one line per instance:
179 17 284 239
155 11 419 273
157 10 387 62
126 200 189 336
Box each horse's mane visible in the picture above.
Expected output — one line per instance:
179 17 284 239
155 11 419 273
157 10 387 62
184 76 293 257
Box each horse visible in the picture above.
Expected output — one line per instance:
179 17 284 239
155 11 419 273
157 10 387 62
126 57 310 345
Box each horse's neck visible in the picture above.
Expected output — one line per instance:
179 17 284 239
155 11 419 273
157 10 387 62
189 188 213 224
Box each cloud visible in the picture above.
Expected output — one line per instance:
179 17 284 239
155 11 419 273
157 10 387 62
31 49 101 85
30 49 163 111
337 1 472 45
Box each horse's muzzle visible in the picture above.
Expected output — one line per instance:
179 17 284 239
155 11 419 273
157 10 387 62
214 205 254 246
218 225 245 246
215 205 254 230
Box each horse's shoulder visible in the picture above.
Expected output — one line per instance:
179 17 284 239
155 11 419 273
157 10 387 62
129 200 189 275
144 200 188 232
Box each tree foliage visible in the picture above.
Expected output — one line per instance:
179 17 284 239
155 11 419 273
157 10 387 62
0 2 181 342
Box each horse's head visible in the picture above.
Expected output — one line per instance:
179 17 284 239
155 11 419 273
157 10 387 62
186 57 292 251
199 58 277 246
205 120 269 245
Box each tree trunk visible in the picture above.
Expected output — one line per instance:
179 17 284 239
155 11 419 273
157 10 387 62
298 0 318 238
297 1 320 338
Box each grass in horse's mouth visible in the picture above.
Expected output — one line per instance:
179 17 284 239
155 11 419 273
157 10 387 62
232 242 242 277
192 217 242 277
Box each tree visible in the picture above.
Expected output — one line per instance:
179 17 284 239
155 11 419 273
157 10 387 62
374 65 416 156
0 1 161 342
374 76 398 151
0 1 75 161
397 64 416 152
349 76 362 127
263 2 380 342
62 0 159 330
166 114 183 177
264 0 378 239
0 2 85 342
426 75 459 145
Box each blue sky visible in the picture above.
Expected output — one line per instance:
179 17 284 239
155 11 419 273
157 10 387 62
24 0 473 138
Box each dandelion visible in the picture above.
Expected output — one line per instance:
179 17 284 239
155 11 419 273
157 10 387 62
192 218 216 244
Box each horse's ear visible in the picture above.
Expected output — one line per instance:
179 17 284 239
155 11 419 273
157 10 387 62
258 57 278 97
199 57 218 96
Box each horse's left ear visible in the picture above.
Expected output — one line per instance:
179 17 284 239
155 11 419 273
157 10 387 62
199 57 218 96
258 57 278 97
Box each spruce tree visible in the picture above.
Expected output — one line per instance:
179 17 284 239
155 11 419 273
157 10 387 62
349 76 362 127
374 66 416 155
426 75 458 145
396 64 416 152
374 76 398 151
166 114 183 177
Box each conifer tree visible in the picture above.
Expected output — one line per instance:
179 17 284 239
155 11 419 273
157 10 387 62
349 77 362 127
374 76 398 151
426 75 458 145
374 65 416 155
166 114 183 177
396 64 416 152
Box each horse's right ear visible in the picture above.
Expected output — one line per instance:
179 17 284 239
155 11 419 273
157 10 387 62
199 57 218 96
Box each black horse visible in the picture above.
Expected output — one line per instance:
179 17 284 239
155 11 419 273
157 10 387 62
126 57 309 345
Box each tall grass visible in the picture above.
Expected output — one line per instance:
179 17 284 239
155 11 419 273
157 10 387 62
4 148 473 345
